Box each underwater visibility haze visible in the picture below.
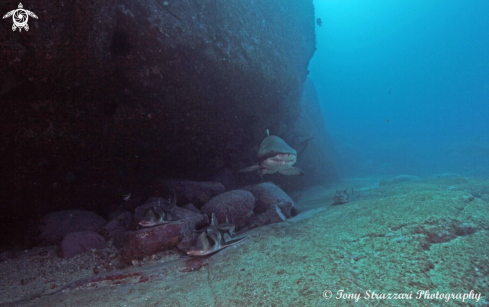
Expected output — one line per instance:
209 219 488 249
0 0 489 306
310 0 489 178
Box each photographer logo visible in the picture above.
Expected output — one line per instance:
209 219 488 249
3 3 38 32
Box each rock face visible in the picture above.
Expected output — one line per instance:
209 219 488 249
0 0 319 247
292 78 339 186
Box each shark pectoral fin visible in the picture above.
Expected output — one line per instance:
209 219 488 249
278 167 304 176
237 164 262 173
223 232 232 243
274 204 287 221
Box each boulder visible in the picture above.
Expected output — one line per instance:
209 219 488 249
252 205 289 226
243 182 296 216
158 180 226 209
61 231 106 258
37 210 107 245
242 182 297 227
134 197 209 226
122 209 208 262
201 190 255 231
182 203 200 214
100 211 133 249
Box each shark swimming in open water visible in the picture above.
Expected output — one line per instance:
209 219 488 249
238 130 313 176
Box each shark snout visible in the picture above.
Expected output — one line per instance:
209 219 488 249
139 221 157 227
186 249 205 256
237 132 310 176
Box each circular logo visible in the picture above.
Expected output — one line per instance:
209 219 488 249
13 10 29 28
3 3 38 32
323 290 333 299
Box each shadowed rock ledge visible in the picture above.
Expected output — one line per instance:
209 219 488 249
0 0 323 246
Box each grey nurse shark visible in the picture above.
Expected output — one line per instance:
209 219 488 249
238 130 313 176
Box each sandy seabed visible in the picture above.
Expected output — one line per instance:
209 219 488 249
1 175 489 307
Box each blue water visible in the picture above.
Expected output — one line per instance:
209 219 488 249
309 0 489 177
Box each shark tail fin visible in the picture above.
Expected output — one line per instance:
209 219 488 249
295 137 314 158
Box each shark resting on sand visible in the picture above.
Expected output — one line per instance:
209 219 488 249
187 213 248 256
193 213 236 242
332 187 354 205
238 130 313 176
139 193 177 228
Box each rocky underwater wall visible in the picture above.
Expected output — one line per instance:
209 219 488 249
0 0 334 247
290 77 339 188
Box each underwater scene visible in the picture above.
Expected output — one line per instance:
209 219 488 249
0 0 488 306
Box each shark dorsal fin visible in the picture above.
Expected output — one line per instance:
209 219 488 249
211 213 218 225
